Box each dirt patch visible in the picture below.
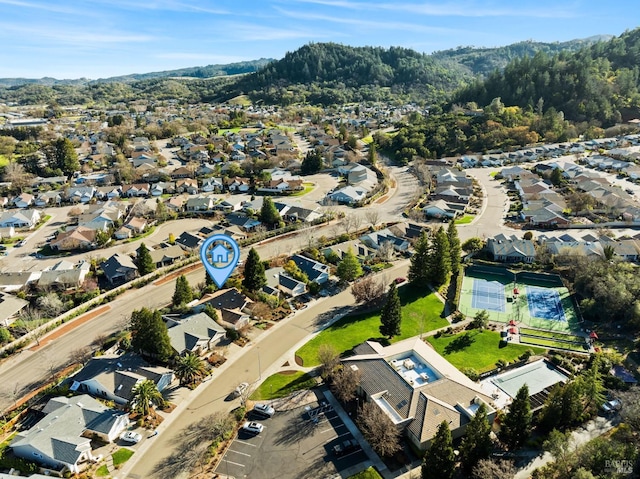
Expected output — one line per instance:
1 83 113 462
295 355 304 367
30 304 112 351
375 195 389 204
154 263 203 286
278 370 299 376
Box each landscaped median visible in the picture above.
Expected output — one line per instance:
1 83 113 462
296 287 448 367
250 371 317 401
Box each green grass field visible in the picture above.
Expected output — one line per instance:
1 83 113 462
347 467 383 479
290 182 315 197
250 371 316 400
95 465 110 476
296 286 448 367
112 448 134 466
426 330 545 372
454 214 475 225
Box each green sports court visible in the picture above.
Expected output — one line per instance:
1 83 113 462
458 265 580 333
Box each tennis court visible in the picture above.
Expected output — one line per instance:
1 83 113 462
526 286 566 321
471 278 506 312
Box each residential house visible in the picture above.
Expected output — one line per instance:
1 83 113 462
0 291 29 326
257 178 304 193
121 183 150 197
150 181 175 196
431 185 472 205
276 202 323 223
166 312 226 356
176 178 199 194
520 206 570 227
35 191 62 207
215 197 244 213
359 229 410 253
170 167 192 179
0 209 41 229
0 225 15 239
599 237 640 261
193 288 253 330
95 186 122 201
322 239 373 261
343 338 495 452
66 186 96 203
225 177 251 193
175 231 203 251
291 254 330 284
37 260 91 290
542 239 605 261
0 271 39 293
201 177 223 193
165 196 186 213
148 244 185 268
486 235 536 263
327 185 367 205
101 254 138 285
124 216 147 235
10 395 129 473
185 195 216 212
422 200 464 219
13 192 34 209
277 274 307 297
69 353 173 405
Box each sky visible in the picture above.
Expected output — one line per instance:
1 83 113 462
1 0 639 80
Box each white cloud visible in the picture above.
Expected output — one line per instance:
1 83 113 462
88 0 229 15
0 22 155 45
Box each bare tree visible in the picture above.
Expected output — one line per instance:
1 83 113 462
250 301 271 321
318 344 340 380
330 365 361 403
343 213 362 235
364 209 381 229
70 346 93 366
16 308 46 346
36 293 65 318
472 459 518 479
351 276 385 304
357 401 401 458
408 208 425 222
376 240 395 262
2 161 32 192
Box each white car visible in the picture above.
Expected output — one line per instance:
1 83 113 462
252 403 275 418
242 421 264 434
120 431 142 444
232 382 249 398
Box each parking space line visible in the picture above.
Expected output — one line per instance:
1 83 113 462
320 427 335 433
333 423 346 428
235 440 258 447
221 459 245 467
337 432 351 438
228 449 251 457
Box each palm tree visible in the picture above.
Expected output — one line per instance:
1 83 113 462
128 379 165 418
174 352 209 388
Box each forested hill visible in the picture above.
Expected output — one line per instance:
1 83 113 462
452 28 640 126
229 42 472 105
432 35 612 77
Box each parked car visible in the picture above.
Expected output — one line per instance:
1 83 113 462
394 277 407 284
120 431 142 444
333 438 360 457
231 382 249 398
601 399 622 415
252 403 275 418
241 421 264 435
15 240 27 247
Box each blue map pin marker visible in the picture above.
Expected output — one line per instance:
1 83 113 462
200 234 241 289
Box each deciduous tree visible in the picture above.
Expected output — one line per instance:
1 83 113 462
330 365 361 403
351 276 385 304
336 248 363 282
357 402 401 458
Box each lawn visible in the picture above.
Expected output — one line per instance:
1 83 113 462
290 182 315 197
0 155 9 168
348 467 383 479
296 286 448 367
426 330 545 372
519 327 584 342
250 371 316 400
95 464 110 476
454 214 475 225
518 336 588 352
111 448 134 467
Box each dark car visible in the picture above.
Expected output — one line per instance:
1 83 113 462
333 438 360 457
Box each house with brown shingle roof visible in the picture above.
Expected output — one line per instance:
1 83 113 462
343 337 495 452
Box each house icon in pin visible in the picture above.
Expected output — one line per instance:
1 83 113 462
211 243 230 263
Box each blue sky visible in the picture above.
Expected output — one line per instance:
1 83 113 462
1 0 638 79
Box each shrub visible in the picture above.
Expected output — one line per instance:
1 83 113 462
462 367 479 381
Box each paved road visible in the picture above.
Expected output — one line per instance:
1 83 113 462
123 261 410 479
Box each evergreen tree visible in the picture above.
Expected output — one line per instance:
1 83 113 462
368 142 377 165
174 352 209 388
447 220 461 273
428 226 451 286
242 248 267 292
301 149 323 174
500 384 532 450
259 196 282 228
336 248 363 282
422 421 456 479
379 282 401 339
52 137 79 175
130 308 173 361
408 230 430 285
136 242 154 276
460 403 493 474
172 274 193 306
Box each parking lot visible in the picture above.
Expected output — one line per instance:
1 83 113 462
215 390 368 479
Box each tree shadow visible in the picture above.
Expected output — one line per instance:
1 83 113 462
444 332 475 355
272 412 319 446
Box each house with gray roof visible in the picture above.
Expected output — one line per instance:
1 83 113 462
148 244 185 268
100 254 138 285
487 236 536 263
70 353 173 405
166 312 226 356
291 254 330 284
10 395 129 473
0 290 29 326
343 338 495 452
